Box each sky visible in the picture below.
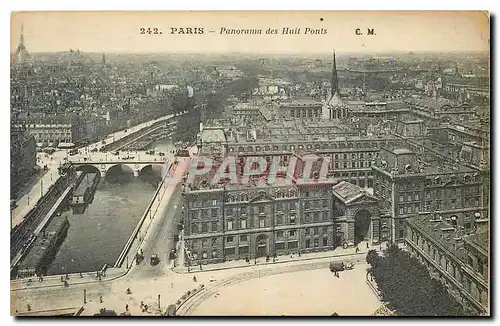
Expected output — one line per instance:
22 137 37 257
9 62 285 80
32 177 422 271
11 11 490 54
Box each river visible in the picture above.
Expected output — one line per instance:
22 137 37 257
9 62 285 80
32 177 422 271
47 138 175 275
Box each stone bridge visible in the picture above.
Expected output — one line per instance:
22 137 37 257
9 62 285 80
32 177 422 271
70 159 169 178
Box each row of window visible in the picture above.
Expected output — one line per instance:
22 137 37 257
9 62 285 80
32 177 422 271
227 141 388 153
190 237 331 260
409 232 488 305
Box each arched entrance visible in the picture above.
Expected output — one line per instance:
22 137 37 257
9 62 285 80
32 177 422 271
255 234 269 258
354 209 371 244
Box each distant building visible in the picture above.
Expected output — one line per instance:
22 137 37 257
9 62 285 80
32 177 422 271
405 214 489 315
322 51 350 120
14 113 86 147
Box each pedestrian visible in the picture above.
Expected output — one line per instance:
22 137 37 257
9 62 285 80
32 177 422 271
125 304 129 311
193 276 197 282
66 273 69 280
60 276 64 282
140 301 144 308
100 296 103 303
366 242 369 249
355 246 360 253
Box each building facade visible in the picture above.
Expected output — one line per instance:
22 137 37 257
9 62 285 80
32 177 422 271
373 147 488 242
405 214 489 315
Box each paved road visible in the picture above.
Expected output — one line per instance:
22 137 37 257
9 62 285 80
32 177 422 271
129 159 187 279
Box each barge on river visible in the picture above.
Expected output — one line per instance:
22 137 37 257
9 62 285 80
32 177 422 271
16 216 70 278
71 172 100 214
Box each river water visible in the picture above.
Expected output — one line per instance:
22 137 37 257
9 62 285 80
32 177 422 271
47 138 175 275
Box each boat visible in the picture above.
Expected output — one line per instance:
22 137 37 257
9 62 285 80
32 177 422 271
16 216 70 278
71 172 100 213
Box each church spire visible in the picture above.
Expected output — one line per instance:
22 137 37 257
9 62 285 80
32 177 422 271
331 49 339 94
20 23 25 47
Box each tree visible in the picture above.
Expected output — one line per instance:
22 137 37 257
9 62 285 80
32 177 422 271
367 245 472 316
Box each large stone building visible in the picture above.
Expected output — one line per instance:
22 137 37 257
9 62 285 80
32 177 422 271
405 214 489 315
182 152 392 266
372 147 488 242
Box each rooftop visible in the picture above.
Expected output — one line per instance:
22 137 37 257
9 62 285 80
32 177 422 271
408 214 467 262
332 181 376 204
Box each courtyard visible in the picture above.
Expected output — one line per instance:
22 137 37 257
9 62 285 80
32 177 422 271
190 262 381 316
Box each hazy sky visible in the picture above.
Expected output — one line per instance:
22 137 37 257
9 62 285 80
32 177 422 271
11 11 490 54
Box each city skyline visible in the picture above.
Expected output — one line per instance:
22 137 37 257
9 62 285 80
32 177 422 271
11 11 489 54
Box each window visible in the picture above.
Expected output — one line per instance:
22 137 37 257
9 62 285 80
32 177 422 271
277 231 284 238
202 239 208 248
343 162 348 169
290 202 297 211
211 209 218 218
323 200 328 208
212 251 217 258
305 228 310 236
304 202 310 210
211 222 217 232
468 256 474 267
313 212 319 221
277 215 283 225
478 262 484 275
399 206 404 214
304 213 311 223
314 238 319 247
351 162 356 168
290 215 296 224
277 202 283 212
322 212 329 221
306 239 311 248
227 221 233 230
323 237 328 246
415 193 419 201
314 227 319 236
227 208 233 216
239 246 249 254
259 218 265 228
241 206 247 215
323 227 328 234
399 195 404 202
343 154 347 160
240 235 247 242
191 210 199 219
240 219 247 229
212 199 218 206
226 236 234 244
259 206 265 214
202 252 208 259
290 230 297 237
202 210 209 218
191 223 197 234
202 223 208 233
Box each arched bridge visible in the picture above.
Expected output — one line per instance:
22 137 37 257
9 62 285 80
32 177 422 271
67 152 172 178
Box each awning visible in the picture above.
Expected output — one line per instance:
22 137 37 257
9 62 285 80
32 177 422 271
58 142 75 149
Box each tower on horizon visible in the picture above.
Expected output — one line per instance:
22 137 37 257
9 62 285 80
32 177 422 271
322 49 349 120
14 24 30 65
